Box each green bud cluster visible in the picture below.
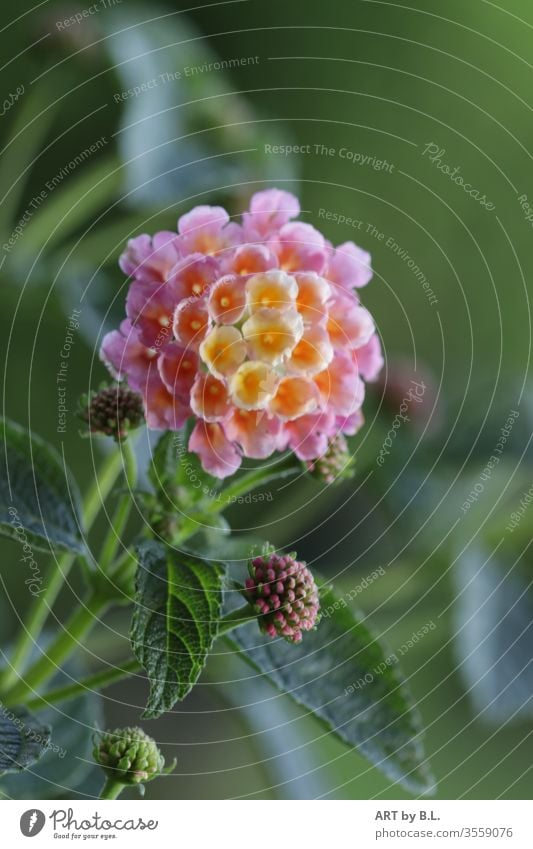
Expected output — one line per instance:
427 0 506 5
307 434 355 484
93 726 165 785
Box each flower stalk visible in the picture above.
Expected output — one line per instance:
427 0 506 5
1 439 137 703
24 659 141 711
100 778 126 800
0 447 125 693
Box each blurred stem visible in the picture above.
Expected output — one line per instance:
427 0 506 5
19 604 256 709
99 778 125 800
24 659 141 711
2 447 291 703
4 440 138 703
201 455 301 519
5 592 109 706
106 547 137 596
0 448 124 693
97 439 137 576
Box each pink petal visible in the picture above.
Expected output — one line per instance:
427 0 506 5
326 241 373 290
272 222 327 273
315 351 365 417
284 410 336 461
125 279 178 348
189 420 242 479
224 243 279 276
189 373 230 422
328 294 375 350
208 275 247 324
242 189 300 239
119 231 180 283
157 342 199 400
173 296 211 350
224 408 281 459
178 205 229 236
169 253 220 301
353 334 384 382
144 372 191 430
336 410 365 436
177 206 240 257
100 319 156 391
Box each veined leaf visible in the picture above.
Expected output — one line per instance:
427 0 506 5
0 417 84 553
131 540 224 718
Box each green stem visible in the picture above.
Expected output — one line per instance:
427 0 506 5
100 778 125 800
4 441 138 703
5 592 109 706
24 659 141 711
218 603 256 635
0 554 75 692
97 439 137 574
202 454 300 519
0 448 124 692
109 549 137 596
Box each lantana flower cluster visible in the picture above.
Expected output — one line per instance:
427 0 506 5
101 189 383 478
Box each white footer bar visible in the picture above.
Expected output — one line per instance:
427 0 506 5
2 799 531 848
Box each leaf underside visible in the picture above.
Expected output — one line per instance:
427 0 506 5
230 583 434 795
0 706 51 775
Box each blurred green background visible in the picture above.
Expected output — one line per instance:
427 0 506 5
0 0 532 799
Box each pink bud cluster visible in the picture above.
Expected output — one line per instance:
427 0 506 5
244 551 320 643
101 189 383 478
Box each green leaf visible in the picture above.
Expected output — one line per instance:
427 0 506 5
0 79 59 236
148 430 301 544
149 426 211 507
0 706 50 775
230 583 434 795
0 417 84 553
147 427 219 542
19 156 123 256
131 540 224 718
